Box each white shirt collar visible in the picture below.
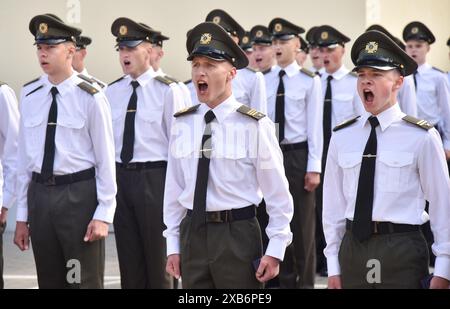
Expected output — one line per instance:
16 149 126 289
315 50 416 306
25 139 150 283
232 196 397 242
129 68 154 87
417 63 431 74
198 95 240 124
324 65 349 81
276 61 300 78
44 70 78 98
361 103 404 132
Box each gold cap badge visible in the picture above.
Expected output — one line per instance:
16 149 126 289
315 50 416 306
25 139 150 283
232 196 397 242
213 16 221 24
256 30 263 38
39 23 48 34
321 32 329 40
411 27 419 34
200 33 212 45
119 25 128 36
242 36 249 44
274 23 282 32
365 41 378 54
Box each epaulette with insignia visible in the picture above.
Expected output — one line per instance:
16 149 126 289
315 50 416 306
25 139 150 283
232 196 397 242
78 73 93 84
77 82 99 95
26 85 44 97
402 115 433 130
262 68 272 75
174 104 201 117
245 67 258 73
164 75 180 84
236 105 265 120
91 77 106 88
108 76 125 86
349 71 358 77
333 116 361 132
155 75 175 85
432 67 445 74
23 77 40 87
184 79 192 85
300 67 315 78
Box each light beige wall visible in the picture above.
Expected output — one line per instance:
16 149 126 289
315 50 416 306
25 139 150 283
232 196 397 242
0 0 448 95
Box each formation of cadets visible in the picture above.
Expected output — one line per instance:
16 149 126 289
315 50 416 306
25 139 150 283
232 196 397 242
0 8 449 289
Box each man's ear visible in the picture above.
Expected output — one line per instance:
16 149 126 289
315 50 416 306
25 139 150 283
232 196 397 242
393 74 404 91
227 66 237 82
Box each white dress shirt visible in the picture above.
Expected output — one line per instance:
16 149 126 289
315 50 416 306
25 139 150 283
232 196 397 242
16 72 117 223
233 68 268 114
155 68 192 108
264 61 323 172
106 68 185 163
398 75 417 117
0 84 19 209
415 63 450 150
321 65 364 129
79 68 107 90
163 95 293 261
323 103 450 280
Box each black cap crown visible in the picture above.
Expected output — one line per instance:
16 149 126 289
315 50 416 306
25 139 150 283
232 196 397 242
29 14 81 45
351 30 417 76
250 25 272 45
403 21 435 44
313 25 350 47
240 31 253 51
186 22 248 69
268 18 304 41
366 24 405 50
138 23 169 47
76 36 92 49
111 17 158 47
306 26 319 46
205 9 245 40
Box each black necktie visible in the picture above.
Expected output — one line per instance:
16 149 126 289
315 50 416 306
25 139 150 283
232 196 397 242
413 70 418 92
41 87 59 180
275 70 286 142
323 75 333 156
352 116 380 242
191 110 216 230
120 81 140 164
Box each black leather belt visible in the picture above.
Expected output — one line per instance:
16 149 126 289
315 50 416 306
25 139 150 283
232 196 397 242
116 161 167 170
187 205 256 223
346 219 420 235
32 167 95 186
280 141 308 152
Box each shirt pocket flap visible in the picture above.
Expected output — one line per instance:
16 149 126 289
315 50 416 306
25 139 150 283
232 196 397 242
338 152 362 168
173 142 197 159
24 114 45 128
217 144 247 159
378 151 414 167
58 116 85 129
137 109 160 123
333 94 353 102
286 89 306 100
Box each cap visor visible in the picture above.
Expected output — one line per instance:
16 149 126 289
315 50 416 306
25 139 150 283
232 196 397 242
352 64 397 72
187 53 227 63
34 38 69 45
273 34 297 41
116 40 144 48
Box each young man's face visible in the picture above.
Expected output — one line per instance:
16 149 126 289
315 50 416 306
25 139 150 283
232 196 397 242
405 40 429 65
309 46 323 70
253 44 275 71
191 56 236 107
119 42 151 79
272 37 299 67
37 42 74 76
295 50 307 66
150 45 164 71
357 67 403 115
320 45 344 74
245 50 258 70
72 48 87 73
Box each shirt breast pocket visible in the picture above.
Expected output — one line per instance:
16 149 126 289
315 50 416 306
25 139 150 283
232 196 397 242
286 89 306 109
23 114 46 153
215 144 249 182
338 152 362 198
377 151 414 193
174 143 197 183
57 115 87 151
333 94 355 121
137 109 161 133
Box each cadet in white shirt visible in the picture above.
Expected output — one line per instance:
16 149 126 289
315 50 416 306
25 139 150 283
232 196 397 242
0 81 19 289
164 22 293 289
366 24 417 116
266 18 323 289
240 31 258 71
14 14 116 289
72 35 107 89
251 25 276 75
305 27 325 77
107 18 185 289
324 30 450 289
312 25 364 277
295 36 309 68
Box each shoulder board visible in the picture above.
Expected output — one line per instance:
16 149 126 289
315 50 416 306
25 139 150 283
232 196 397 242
26 85 44 97
300 67 315 78
333 116 361 132
78 73 94 84
0 81 5 86
91 77 106 88
402 115 433 130
163 75 180 84
174 104 201 117
184 79 192 85
155 75 175 85
262 68 272 75
432 67 445 74
77 82 99 95
348 71 358 77
236 105 265 120
108 76 125 86
23 77 40 87
245 67 258 73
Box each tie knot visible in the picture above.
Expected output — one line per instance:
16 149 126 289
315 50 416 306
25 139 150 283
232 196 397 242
279 70 286 78
50 87 59 97
369 116 379 129
204 110 216 124
413 70 418 75
131 81 140 90
327 75 333 82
